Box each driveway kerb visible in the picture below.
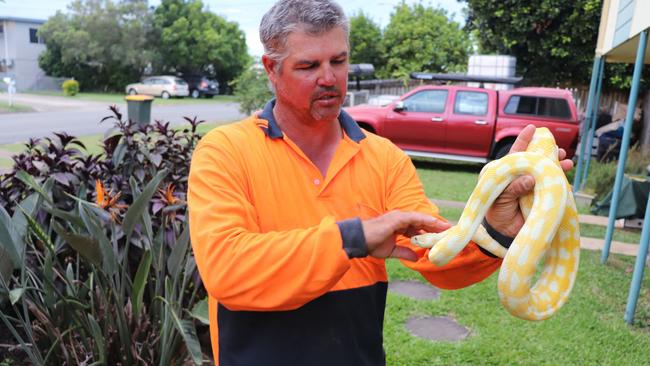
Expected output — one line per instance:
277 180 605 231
0 93 107 112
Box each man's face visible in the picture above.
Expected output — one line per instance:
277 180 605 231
265 26 349 124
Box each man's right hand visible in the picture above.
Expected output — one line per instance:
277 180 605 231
362 211 451 261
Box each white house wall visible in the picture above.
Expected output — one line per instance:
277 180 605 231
631 0 650 36
0 18 60 91
597 0 650 63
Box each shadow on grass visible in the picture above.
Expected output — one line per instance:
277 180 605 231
412 158 484 174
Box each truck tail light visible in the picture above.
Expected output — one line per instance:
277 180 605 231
200 81 208 88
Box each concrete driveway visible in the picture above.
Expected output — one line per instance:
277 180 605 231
0 93 246 144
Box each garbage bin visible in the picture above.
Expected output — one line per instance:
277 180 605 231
125 95 154 127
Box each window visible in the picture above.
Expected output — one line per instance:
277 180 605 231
538 97 571 119
504 95 571 119
505 96 536 115
29 28 44 44
454 91 488 115
403 90 448 113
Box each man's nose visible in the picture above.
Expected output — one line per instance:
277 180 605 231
317 64 336 86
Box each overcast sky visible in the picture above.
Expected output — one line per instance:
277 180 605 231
0 0 466 56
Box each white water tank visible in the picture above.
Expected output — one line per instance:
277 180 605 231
467 55 517 90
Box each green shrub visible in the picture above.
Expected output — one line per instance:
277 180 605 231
61 79 79 96
0 109 210 364
232 66 273 115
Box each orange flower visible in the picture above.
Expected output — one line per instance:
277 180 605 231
95 179 127 222
95 179 105 207
154 183 185 221
158 183 180 205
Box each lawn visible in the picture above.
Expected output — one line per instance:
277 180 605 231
0 120 225 169
384 250 650 365
30 91 237 105
388 161 650 365
0 101 34 113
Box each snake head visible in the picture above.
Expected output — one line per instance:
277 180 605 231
411 232 446 249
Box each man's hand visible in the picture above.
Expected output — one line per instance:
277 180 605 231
485 124 574 237
362 211 451 261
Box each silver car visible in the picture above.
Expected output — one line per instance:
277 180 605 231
125 76 190 99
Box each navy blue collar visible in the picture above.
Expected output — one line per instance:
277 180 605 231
258 99 366 143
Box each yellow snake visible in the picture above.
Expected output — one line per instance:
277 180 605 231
412 128 580 321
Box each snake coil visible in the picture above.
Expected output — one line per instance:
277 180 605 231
412 128 580 321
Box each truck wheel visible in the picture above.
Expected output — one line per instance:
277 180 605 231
191 89 200 98
128 89 137 95
494 142 513 160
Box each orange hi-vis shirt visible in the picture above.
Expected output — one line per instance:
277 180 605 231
188 100 502 366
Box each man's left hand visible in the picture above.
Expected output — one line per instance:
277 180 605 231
484 125 574 238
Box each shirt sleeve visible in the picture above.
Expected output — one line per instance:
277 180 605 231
384 149 502 290
188 136 351 312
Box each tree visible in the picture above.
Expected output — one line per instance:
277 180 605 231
463 0 602 87
232 65 274 115
38 0 153 91
349 11 383 71
379 2 471 79
152 0 250 92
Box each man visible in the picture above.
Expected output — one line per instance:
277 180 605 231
188 1 573 365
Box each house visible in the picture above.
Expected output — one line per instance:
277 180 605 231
0 16 62 92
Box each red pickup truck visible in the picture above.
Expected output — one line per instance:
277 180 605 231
345 85 580 163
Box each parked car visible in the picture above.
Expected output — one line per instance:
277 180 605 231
345 85 580 163
182 75 220 98
125 76 189 99
367 94 400 107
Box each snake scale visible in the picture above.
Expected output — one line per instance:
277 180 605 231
412 127 580 321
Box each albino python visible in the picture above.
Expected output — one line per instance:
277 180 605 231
412 128 580 321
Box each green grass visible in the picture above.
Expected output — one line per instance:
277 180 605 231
395 161 650 364
0 156 11 167
384 250 650 365
0 101 34 113
0 121 226 169
414 159 481 202
30 91 237 105
580 224 641 244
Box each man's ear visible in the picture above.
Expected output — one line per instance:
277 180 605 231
261 55 279 84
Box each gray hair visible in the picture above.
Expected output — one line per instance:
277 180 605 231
260 0 349 70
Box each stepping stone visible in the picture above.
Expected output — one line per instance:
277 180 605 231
388 280 439 300
405 316 470 342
